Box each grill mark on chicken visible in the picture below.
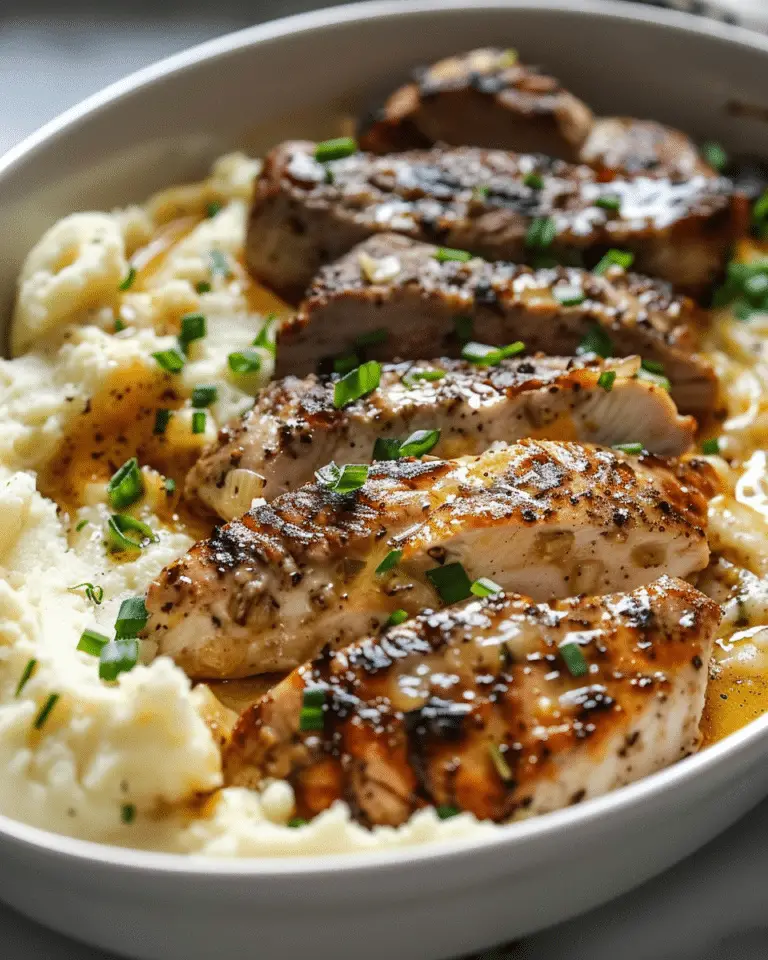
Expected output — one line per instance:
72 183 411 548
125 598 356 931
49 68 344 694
278 233 717 415
358 47 714 181
223 576 721 826
246 141 747 303
147 441 717 679
185 353 696 518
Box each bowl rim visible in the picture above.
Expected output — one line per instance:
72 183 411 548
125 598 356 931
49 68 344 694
2 0 768 877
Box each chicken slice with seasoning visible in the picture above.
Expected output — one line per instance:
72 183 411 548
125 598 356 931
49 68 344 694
223 575 721 826
146 441 716 679
278 233 717 416
187 354 696 520
246 141 746 302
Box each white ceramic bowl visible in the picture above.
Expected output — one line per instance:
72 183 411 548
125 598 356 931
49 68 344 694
2 3 768 958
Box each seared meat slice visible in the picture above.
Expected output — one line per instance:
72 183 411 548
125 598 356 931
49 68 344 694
359 48 710 180
280 234 717 415
246 141 746 302
359 48 594 162
187 355 696 519
224 576 720 826
146 441 715 679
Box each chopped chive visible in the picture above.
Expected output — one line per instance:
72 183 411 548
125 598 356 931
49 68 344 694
472 185 490 201
398 429 440 458
372 438 402 461
426 562 473 605
114 318 126 333
702 437 720 455
152 348 185 373
376 549 403 575
121 803 137 824
333 360 381 409
637 368 671 391
435 805 460 819
402 368 446 388
287 817 308 828
164 477 177 495
523 172 544 190
525 216 556 251
253 315 277 356
577 324 613 358
333 351 360 376
641 359 665 375
553 284 586 306
470 577 503 598
107 458 144 510
99 639 139 682
386 609 409 627
75 519 89 533
153 409 172 435
595 194 621 212
454 315 473 343
314 137 357 162
15 658 37 697
191 385 218 408
597 370 616 392
106 514 157 554
461 341 524 366
34 693 60 730
488 743 513 782
702 141 728 172
593 248 634 275
559 640 588 677
196 280 212 294
118 267 136 292
115 597 149 639
179 313 207 350
434 246 473 263
205 200 223 218
613 442 644 455
315 462 369 494
77 628 110 657
299 687 326 731
228 349 262 375
69 582 104 605
191 411 206 434
355 328 388 349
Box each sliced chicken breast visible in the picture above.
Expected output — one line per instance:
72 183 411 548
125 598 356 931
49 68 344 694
279 233 717 415
359 48 711 181
224 576 721 826
247 141 746 302
147 441 716 679
187 354 696 519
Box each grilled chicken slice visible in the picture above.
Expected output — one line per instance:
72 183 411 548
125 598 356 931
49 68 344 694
247 141 746 302
224 576 721 826
279 233 717 415
359 48 711 180
187 355 696 519
147 441 715 679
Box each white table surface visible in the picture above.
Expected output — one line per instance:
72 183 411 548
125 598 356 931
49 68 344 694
2 4 768 958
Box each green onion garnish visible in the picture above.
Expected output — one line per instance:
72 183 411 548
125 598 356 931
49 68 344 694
75 519 89 533
121 803 137 824
228 350 262 375
593 248 634 275
107 458 144 510
613 442 644 455
398 429 440 458
454 315 473 343
386 609 409 627
702 437 720 455
461 341 525 366
355 328 388 349
196 280 212 294
118 267 136 291
523 172 544 190
559 640 588 677
70 582 104 605
553 284 586 307
209 249 231 279
488 743 513 781
15 658 37 697
641 359 665 375
287 817 308 828
435 805 460 819
426 562 473 605
470 577 503 598
114 318 126 333
152 348 185 373
595 195 621 212
153 409 172 435
114 596 149 639
372 438 402 461
525 216 556 251
106 514 157 553
333 360 381 409
402 368 446 388
164 477 176 495
253 315 277 356
434 247 473 263
191 411 206 434
637 368 671 391
206 200 223 218
179 313 207 350
333 352 360 376
314 137 358 162
376 549 403 575
77 628 110 657
99 639 139 682
299 687 326 731
191 385 218 408
315 462 369 494
597 370 616 392
702 141 728 172
577 324 613 358
34 693 60 730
